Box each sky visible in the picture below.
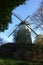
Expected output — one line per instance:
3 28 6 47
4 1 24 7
0 0 42 43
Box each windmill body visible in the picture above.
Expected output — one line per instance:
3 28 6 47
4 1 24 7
15 21 32 44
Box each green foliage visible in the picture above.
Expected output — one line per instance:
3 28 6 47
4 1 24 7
0 0 26 31
16 61 29 65
0 58 43 65
34 34 43 45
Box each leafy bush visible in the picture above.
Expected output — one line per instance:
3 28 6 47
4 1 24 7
16 61 29 65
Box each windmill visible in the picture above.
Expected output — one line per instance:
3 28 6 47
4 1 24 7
8 13 38 43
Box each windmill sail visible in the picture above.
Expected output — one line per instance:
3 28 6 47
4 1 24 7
8 13 38 37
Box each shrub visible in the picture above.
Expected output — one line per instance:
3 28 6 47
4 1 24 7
17 61 29 65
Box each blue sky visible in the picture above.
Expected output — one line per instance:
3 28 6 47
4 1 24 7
0 0 42 42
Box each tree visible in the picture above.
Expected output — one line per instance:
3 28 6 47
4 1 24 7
34 34 43 45
0 0 26 31
32 1 43 30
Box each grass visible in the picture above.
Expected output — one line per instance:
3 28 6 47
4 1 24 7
0 58 43 65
